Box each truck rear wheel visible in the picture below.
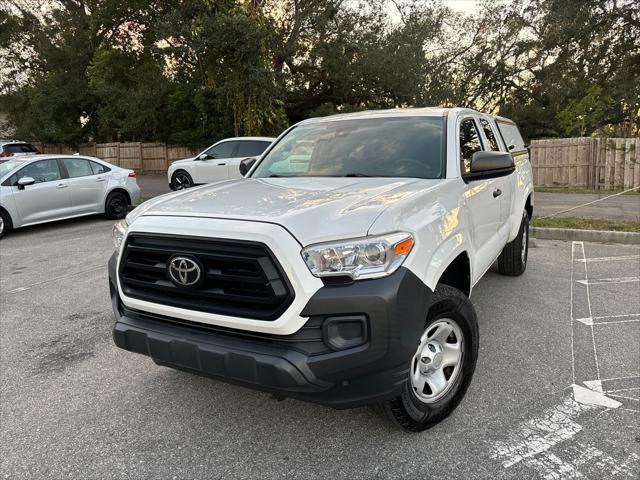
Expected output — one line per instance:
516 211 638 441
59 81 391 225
381 284 479 432
498 210 529 276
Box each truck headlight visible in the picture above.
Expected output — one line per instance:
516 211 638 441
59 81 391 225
112 218 129 252
301 232 414 280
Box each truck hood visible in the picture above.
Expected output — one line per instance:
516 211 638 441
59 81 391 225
136 177 441 245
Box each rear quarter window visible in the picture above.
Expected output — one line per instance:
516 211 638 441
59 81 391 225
497 122 526 152
237 141 271 157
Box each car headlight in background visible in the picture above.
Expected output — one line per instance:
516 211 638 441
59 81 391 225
301 232 414 280
112 218 129 252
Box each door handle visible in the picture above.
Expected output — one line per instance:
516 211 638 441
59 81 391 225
96 177 106 182
217 163 227 166
56 183 68 189
493 188 502 198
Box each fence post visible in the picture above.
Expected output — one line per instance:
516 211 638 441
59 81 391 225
139 142 144 174
164 143 168 172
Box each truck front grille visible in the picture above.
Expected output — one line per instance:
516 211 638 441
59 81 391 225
118 234 295 321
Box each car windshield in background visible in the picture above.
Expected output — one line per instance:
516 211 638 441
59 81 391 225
3 143 39 153
0 159 26 176
251 116 444 179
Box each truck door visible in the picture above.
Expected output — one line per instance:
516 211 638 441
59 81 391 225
478 117 515 245
459 117 503 280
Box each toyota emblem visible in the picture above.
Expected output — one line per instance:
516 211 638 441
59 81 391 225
168 256 202 287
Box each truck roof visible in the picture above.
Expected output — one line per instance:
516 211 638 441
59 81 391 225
299 107 515 125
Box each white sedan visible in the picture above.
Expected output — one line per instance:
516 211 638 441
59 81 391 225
0 154 141 238
167 137 275 190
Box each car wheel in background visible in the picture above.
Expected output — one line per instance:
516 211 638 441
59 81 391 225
105 191 128 220
381 284 479 432
171 171 193 190
0 209 12 239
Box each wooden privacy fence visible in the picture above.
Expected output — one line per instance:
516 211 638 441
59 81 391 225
530 137 639 190
32 142 200 174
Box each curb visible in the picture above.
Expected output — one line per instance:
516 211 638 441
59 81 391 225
531 227 640 245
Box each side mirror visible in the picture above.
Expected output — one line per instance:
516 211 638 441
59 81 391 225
239 157 257 176
466 151 515 181
198 153 211 161
17 176 35 190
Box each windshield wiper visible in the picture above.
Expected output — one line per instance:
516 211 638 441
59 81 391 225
343 172 372 177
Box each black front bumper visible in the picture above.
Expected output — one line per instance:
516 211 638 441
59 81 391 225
109 253 433 408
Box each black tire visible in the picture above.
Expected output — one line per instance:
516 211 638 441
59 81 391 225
0 209 12 239
382 284 479 432
171 170 193 190
104 191 129 220
497 211 529 276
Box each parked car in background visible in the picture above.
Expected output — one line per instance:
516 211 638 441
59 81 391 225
0 154 141 239
0 140 40 158
167 137 275 190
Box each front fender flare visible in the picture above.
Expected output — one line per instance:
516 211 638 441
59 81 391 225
422 232 473 294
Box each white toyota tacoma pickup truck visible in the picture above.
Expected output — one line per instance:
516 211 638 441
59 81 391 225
109 108 533 431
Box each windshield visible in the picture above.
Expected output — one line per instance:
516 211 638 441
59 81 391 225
251 116 444 179
0 160 26 177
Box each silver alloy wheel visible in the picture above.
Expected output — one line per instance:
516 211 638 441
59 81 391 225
0 216 4 235
410 319 464 403
521 224 528 265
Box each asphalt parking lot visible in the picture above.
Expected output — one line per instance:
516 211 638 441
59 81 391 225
1 216 638 479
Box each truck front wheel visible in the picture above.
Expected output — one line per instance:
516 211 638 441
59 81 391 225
498 210 529 276
382 284 479 432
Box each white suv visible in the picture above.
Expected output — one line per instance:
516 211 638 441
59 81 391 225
0 141 40 158
110 108 533 431
167 137 275 190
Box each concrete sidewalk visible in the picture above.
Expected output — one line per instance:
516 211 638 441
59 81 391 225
136 175 640 221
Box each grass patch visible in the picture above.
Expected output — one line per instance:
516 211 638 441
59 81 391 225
535 186 640 195
532 216 640 232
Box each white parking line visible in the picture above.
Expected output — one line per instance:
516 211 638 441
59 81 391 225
576 255 640 263
570 241 576 384
593 313 640 320
577 242 601 382
601 375 640 382
607 387 640 393
576 317 640 326
607 393 639 402
576 276 639 286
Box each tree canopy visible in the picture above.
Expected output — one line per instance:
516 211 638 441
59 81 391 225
0 0 638 147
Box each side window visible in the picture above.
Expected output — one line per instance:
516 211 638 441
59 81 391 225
459 119 483 174
90 161 110 174
62 158 94 178
236 141 270 157
15 160 62 184
497 122 526 152
479 118 500 151
259 141 271 153
206 141 236 159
